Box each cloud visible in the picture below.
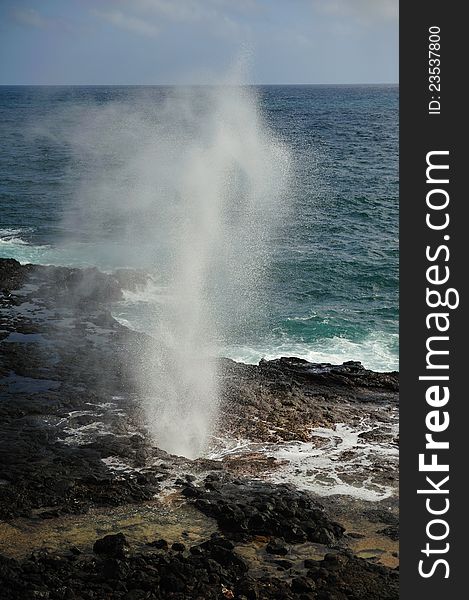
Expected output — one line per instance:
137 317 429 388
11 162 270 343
92 8 160 37
91 0 251 40
133 0 260 23
133 0 216 22
312 0 398 23
10 7 53 29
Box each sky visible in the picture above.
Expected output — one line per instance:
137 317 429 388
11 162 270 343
0 0 398 85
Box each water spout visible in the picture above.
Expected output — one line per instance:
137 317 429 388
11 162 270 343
62 78 291 458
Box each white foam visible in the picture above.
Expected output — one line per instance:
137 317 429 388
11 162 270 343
101 455 144 474
268 423 398 500
218 331 399 373
0 228 30 246
0 228 53 264
208 419 398 501
121 281 169 305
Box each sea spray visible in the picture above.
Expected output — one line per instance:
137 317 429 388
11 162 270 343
139 84 291 457
57 82 291 458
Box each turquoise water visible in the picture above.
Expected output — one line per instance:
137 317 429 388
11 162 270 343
0 85 398 371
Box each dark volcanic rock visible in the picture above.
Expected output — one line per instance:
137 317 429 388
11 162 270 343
36 264 123 306
171 542 186 552
0 541 399 600
378 525 399 542
0 258 398 521
183 476 345 544
0 259 34 291
0 258 124 306
219 356 398 443
113 268 151 292
0 259 399 599
313 551 399 600
0 259 161 520
266 539 289 555
93 533 128 558
148 539 168 550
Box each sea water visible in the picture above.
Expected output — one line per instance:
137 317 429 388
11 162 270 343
0 84 398 375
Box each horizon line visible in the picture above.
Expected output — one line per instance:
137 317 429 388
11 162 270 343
0 82 399 87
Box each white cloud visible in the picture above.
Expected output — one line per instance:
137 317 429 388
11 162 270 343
11 7 52 29
133 0 216 22
92 9 160 37
90 0 251 40
312 0 398 23
133 0 261 22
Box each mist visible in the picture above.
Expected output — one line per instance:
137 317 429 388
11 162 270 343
49 77 291 458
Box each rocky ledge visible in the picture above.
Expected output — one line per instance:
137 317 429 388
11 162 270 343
0 259 399 598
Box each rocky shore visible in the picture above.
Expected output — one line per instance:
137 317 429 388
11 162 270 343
0 258 399 599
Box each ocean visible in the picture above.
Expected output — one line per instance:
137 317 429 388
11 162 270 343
0 84 398 372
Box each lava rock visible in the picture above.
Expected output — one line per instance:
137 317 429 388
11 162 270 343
147 539 168 550
266 540 289 556
292 576 315 593
378 525 399 541
171 542 185 552
186 475 345 545
93 533 128 558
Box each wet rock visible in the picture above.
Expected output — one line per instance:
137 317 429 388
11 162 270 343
0 259 33 291
93 533 128 558
358 427 393 444
112 268 150 292
181 485 199 498
147 539 168 550
266 540 289 555
378 525 399 541
304 558 320 569
171 542 185 552
160 573 186 592
0 259 399 599
0 539 399 600
101 557 130 580
218 356 398 444
38 265 123 306
274 559 293 570
314 551 399 599
292 576 315 593
187 475 344 545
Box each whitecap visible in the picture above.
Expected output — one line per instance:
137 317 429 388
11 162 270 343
218 331 399 372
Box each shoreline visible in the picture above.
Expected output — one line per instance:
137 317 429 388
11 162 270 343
0 238 399 373
0 258 399 598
